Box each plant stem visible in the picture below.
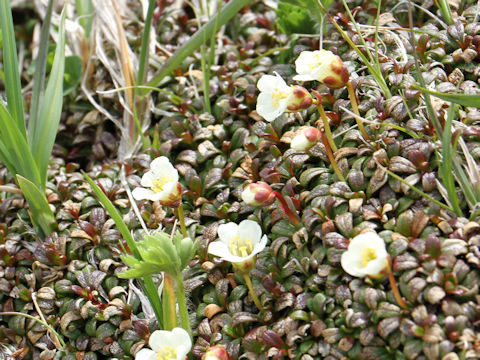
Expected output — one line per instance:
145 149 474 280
175 273 192 337
317 103 337 152
387 265 408 310
273 192 301 226
242 273 264 311
346 81 370 141
176 203 188 239
319 130 345 182
162 273 178 330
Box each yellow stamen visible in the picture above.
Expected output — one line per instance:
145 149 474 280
156 347 177 360
151 176 172 193
361 248 377 266
229 236 253 257
308 53 323 70
271 88 289 108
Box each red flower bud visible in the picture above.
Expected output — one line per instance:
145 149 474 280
241 182 276 207
202 345 232 360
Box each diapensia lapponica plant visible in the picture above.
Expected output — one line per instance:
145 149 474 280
247 49 408 310
256 49 372 182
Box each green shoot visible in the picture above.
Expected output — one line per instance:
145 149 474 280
83 172 164 327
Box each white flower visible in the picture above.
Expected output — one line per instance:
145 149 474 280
132 156 182 206
256 73 294 122
208 220 268 272
135 327 191 360
341 232 389 278
290 126 321 151
293 50 349 89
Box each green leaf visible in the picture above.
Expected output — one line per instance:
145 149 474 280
29 9 66 188
413 85 480 107
63 55 83 95
16 175 56 237
29 0 55 129
0 0 26 135
0 102 42 187
276 2 318 35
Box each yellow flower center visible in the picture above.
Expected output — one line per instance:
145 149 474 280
156 346 177 360
229 236 253 257
361 248 377 266
309 53 323 70
151 176 172 193
271 88 289 108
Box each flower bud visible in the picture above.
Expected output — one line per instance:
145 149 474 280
291 126 321 151
241 182 276 206
202 345 232 360
294 50 350 89
285 86 313 112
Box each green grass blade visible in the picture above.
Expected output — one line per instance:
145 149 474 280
436 0 454 26
136 0 156 86
29 9 66 188
413 85 480 107
0 102 41 187
16 175 56 237
82 172 164 327
0 0 26 135
439 103 462 216
144 0 251 95
75 0 94 38
29 0 54 128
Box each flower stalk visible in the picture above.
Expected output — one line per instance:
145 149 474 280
317 102 338 152
176 203 188 239
273 191 301 226
162 273 178 330
346 81 370 141
242 273 264 311
175 273 192 337
387 258 408 310
319 130 345 182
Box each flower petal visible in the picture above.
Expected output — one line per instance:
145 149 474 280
208 241 252 263
149 330 170 351
217 223 239 245
156 181 177 201
257 73 289 92
292 74 315 82
341 248 365 277
295 51 315 74
241 187 255 204
140 170 156 187
132 187 156 200
150 156 179 182
238 220 262 246
291 134 309 151
170 328 192 354
364 256 388 277
250 234 268 257
257 74 280 92
134 348 156 360
256 94 285 122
